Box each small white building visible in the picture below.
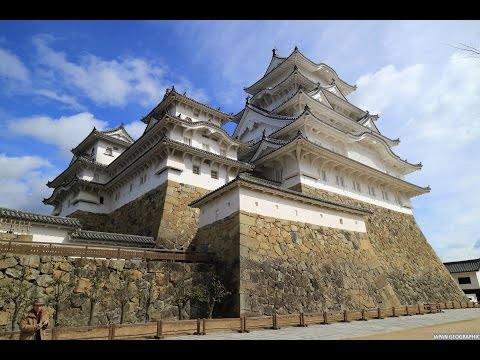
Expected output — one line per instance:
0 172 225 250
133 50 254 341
0 207 155 248
444 258 480 302
0 207 81 243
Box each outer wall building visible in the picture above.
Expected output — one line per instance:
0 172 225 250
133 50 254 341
44 47 466 316
444 259 480 302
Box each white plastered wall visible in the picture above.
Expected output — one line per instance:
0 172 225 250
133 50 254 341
199 186 367 232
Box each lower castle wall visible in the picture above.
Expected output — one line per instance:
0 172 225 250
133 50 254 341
291 183 466 305
0 253 213 331
71 181 209 249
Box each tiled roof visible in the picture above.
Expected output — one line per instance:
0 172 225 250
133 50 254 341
0 207 81 228
71 230 156 247
444 258 480 273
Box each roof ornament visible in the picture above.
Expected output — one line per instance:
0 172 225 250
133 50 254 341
120 121 124 127
293 64 298 71
217 107 221 111
317 81 321 88
294 45 298 51
262 129 266 139
304 104 310 112
245 96 250 105
272 47 277 56
183 91 186 96
297 129 303 137
330 78 336 85
171 85 175 91
93 126 96 131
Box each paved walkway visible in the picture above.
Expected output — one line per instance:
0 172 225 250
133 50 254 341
169 309 480 340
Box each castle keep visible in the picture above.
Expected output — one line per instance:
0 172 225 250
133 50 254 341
43 48 466 316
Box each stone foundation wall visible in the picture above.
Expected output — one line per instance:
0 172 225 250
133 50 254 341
237 210 402 316
292 183 466 305
191 212 240 317
71 181 209 249
0 253 213 331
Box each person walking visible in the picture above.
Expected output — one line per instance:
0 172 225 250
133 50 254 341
19 298 50 340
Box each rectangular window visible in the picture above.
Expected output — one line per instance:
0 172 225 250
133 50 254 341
99 196 104 204
321 171 327 182
368 186 376 197
353 181 362 192
129 183 133 192
93 173 99 181
382 190 389 201
202 143 210 151
115 192 120 201
458 277 471 284
394 193 402 204
184 137 191 146
335 176 340 185
340 177 345 187
193 165 200 175
211 170 218 179
104 147 113 156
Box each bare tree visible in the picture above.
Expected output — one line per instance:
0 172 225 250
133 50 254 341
49 274 75 326
114 274 135 324
194 272 230 319
165 263 194 320
138 276 155 323
81 266 109 326
450 42 480 58
0 266 36 332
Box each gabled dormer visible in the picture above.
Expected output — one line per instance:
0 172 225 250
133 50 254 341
71 125 134 166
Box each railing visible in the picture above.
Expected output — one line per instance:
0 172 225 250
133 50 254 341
2 301 477 340
0 239 210 262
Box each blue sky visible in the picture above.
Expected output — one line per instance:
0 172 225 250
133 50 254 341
0 20 479 261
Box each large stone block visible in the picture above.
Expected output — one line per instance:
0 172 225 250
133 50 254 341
0 257 17 270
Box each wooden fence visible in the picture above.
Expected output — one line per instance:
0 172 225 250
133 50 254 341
0 239 210 262
1 301 478 340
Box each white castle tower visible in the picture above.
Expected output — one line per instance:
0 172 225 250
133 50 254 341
232 47 429 213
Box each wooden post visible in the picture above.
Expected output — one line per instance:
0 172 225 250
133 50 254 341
195 318 201 335
343 310 349 322
298 312 306 327
405 305 409 316
272 313 279 330
243 316 249 333
155 320 164 339
239 316 244 333
377 308 382 319
392 306 397 317
323 311 329 325
51 326 59 340
418 304 424 315
117 247 121 259
108 324 116 340
202 319 206 335
361 309 367 321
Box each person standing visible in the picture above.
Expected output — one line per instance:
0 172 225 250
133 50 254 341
19 298 50 340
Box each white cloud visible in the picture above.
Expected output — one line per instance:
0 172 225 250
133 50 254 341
0 153 54 214
351 52 480 262
125 121 146 140
0 47 30 82
33 89 85 111
8 112 108 159
32 34 208 108
350 64 424 115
